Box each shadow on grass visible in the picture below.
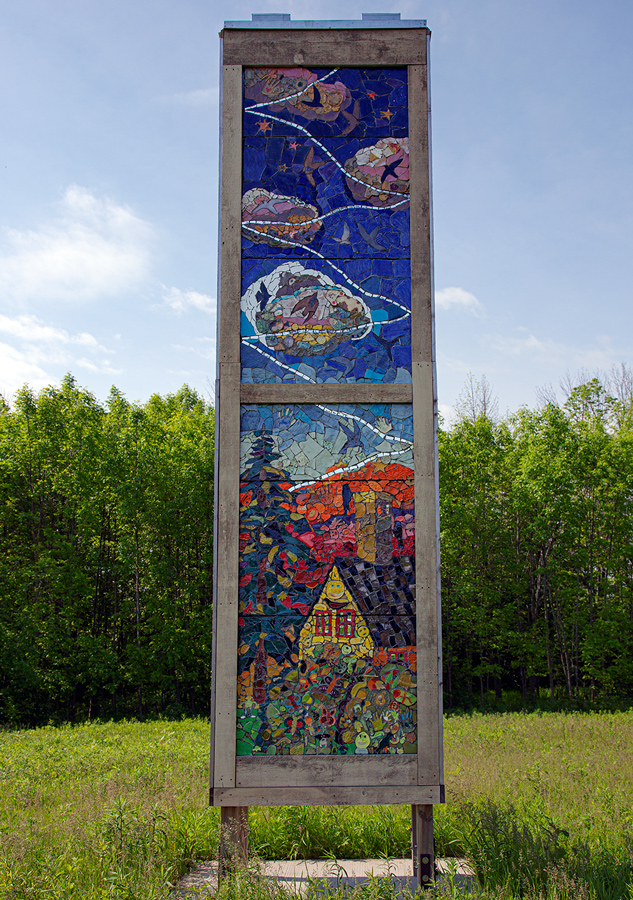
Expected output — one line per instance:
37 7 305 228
450 799 633 900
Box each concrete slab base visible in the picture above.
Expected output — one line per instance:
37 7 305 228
175 858 475 897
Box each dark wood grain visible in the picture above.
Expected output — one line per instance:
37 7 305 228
222 28 428 67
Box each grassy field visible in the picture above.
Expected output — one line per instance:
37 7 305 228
0 712 632 899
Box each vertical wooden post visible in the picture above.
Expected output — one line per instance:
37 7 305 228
412 804 434 889
218 806 249 882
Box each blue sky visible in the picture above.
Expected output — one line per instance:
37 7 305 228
1 0 631 418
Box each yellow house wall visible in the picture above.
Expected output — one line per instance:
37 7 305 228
298 565 375 660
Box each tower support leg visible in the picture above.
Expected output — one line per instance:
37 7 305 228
218 806 249 882
412 804 434 889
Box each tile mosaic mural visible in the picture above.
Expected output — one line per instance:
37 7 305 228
235 68 417 758
241 259 411 384
243 67 408 138
241 67 411 386
236 404 416 756
242 136 410 256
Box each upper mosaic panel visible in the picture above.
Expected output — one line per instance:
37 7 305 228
242 136 410 259
243 67 408 138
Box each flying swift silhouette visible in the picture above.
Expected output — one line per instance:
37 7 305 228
256 282 270 311
373 329 400 361
339 420 362 452
341 99 361 136
358 222 386 252
302 146 325 187
290 292 318 319
380 156 403 183
333 222 352 245
301 85 322 108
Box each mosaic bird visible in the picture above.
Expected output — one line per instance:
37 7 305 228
290 291 318 319
341 99 361 136
301 84 322 108
256 282 271 311
358 222 386 252
343 357 357 376
337 356 357 377
333 221 351 245
302 147 324 187
339 420 362 452
373 329 400 360
330 355 356 378
380 155 403 183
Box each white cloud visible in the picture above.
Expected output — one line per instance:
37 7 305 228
436 350 472 373
187 336 216 360
0 186 152 304
487 329 624 371
75 357 122 375
162 286 215 314
0 314 100 348
0 342 52 396
435 286 483 314
0 313 113 397
438 403 457 426
170 337 216 380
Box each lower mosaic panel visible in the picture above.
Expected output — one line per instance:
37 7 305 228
236 403 417 756
237 613 417 757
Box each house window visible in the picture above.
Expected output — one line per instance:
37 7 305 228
314 612 332 636
336 610 356 638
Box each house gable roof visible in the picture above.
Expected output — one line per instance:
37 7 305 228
335 555 416 619
307 556 416 650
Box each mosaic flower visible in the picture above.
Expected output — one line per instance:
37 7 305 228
241 189 322 247
242 263 372 355
344 138 410 208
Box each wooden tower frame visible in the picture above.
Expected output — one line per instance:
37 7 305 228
211 12 443 888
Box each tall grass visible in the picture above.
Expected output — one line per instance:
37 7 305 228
0 720 218 898
1 712 632 898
